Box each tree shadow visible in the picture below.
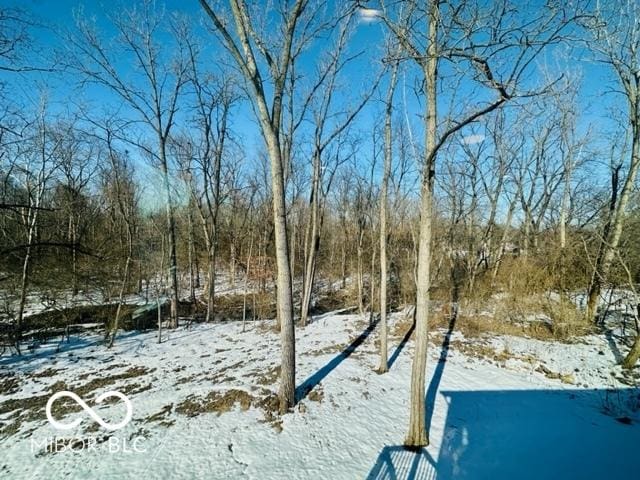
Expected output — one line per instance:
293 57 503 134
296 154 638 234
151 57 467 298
366 445 437 480
366 387 640 479
0 329 143 369
0 335 101 368
425 259 461 431
425 311 457 432
604 329 624 363
296 319 377 402
388 321 415 369
366 264 640 479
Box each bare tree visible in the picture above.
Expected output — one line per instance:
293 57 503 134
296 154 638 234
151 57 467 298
377 57 399 373
199 0 317 411
583 1 640 332
0 7 51 75
378 0 580 447
176 40 238 322
298 16 381 327
512 102 565 256
54 121 98 296
102 137 138 348
68 2 189 328
6 102 61 349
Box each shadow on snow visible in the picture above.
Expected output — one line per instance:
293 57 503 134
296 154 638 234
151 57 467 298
367 310 640 479
296 318 377 402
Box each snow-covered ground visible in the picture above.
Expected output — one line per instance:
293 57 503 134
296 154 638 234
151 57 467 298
1 311 638 479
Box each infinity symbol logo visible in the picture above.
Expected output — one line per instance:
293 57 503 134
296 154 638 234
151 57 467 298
46 391 133 431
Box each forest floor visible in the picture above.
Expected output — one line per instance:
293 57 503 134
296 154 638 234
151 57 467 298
0 308 639 479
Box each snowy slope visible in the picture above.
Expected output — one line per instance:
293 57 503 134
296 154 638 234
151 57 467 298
1 311 638 479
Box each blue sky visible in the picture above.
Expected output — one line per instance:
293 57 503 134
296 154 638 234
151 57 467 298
0 0 629 214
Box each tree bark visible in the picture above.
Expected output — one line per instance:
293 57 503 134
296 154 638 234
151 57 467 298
264 128 296 412
187 207 196 303
159 139 179 328
300 151 321 327
405 1 438 448
243 230 254 333
378 61 398 373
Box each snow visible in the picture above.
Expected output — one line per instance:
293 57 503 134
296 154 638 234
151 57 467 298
1 311 638 479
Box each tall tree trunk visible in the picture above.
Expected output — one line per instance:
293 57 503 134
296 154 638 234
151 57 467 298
622 299 640 368
16 243 32 347
378 61 398 374
492 197 517 285
159 139 179 328
109 249 131 348
243 232 254 333
206 236 217 323
357 228 365 318
263 129 296 412
559 165 571 250
405 1 438 448
197 0 305 413
69 214 79 297
290 216 296 283
586 161 626 323
300 151 321 327
187 208 196 303
341 228 347 289
369 237 377 325
16 204 40 352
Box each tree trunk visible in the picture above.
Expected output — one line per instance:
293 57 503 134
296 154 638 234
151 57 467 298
290 217 296 283
16 204 40 350
492 197 516 285
341 230 347 289
263 129 296 412
559 165 571 250
405 2 438 448
109 252 131 348
70 215 79 296
357 228 365 318
586 161 627 323
187 208 196 303
157 291 162 344
623 331 640 368
15 243 32 345
378 61 398 373
159 139 179 328
300 151 321 327
243 232 254 333
369 238 377 325
206 239 216 323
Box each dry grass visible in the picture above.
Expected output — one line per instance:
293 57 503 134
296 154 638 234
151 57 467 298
535 364 576 384
255 365 280 386
307 386 324 403
428 290 591 342
175 389 254 417
174 387 283 431
0 373 20 395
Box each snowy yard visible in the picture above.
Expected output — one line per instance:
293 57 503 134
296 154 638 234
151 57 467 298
1 312 639 479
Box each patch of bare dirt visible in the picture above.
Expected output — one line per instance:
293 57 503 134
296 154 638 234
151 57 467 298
175 389 254 417
0 373 20 395
145 403 175 428
446 339 537 368
535 364 576 384
255 365 280 386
